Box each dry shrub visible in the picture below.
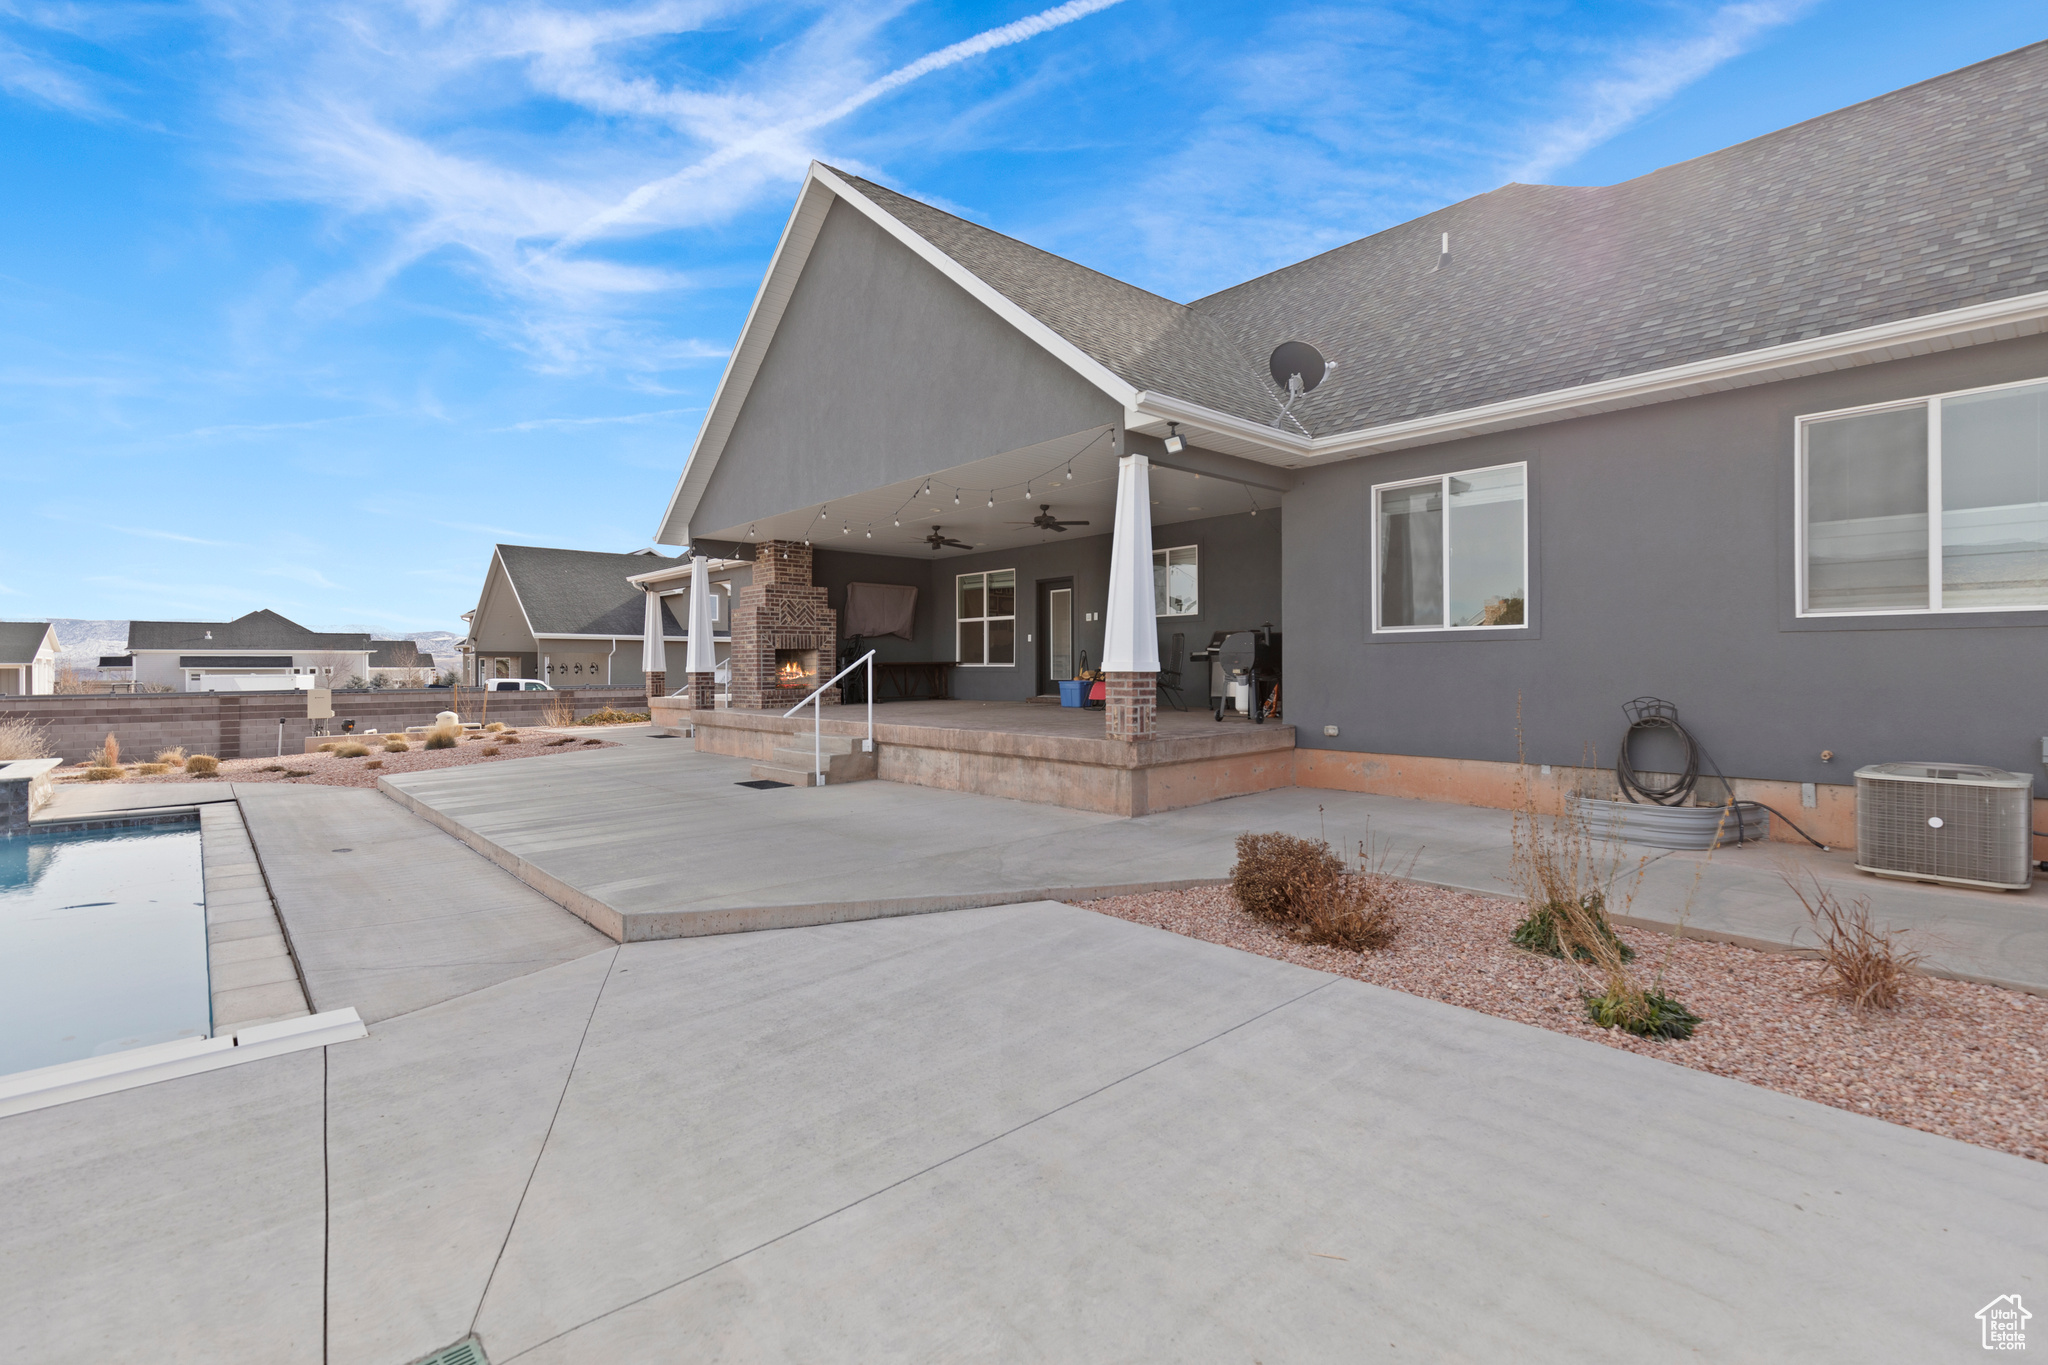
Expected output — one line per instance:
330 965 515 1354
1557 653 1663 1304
91 732 120 769
316 742 339 753
581 738 602 745
545 736 574 747
154 747 187 767
484 721 506 732
383 739 409 752
284 768 312 778
135 762 170 775
0 715 54 761
424 728 458 750
576 707 649 726
84 766 119 781
482 745 501 756
542 694 576 727
1785 872 1922 1013
366 759 384 770
185 754 220 776
499 735 521 744
1230 829 1403 952
334 742 370 758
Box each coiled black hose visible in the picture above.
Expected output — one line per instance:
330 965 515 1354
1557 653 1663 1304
1615 696 1828 849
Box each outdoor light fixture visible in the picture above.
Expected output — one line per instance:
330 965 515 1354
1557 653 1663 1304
1066 464 1073 480
922 479 932 496
746 524 756 538
987 493 995 507
1163 422 1187 455
841 521 849 534
954 490 960 505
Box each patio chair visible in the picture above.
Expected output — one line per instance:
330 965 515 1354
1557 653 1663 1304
1156 632 1188 711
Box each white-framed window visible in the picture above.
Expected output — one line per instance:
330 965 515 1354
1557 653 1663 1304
1373 462 1528 631
956 569 1016 666
1154 544 1199 616
1798 376 2048 616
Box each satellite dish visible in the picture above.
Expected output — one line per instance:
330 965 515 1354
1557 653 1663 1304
1269 341 1330 394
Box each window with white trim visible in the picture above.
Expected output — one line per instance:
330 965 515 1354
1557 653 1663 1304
1373 463 1527 631
1153 545 1199 616
956 569 1016 665
1800 376 2048 615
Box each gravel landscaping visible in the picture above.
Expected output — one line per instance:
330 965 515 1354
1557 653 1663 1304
1075 882 2048 1165
52 729 621 790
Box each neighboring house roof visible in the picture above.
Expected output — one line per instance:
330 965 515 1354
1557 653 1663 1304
827 41 2048 438
127 609 373 653
495 545 686 637
180 655 293 668
0 621 55 665
369 642 432 670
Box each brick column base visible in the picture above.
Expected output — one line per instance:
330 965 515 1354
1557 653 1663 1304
687 671 716 710
644 670 665 706
1104 671 1157 742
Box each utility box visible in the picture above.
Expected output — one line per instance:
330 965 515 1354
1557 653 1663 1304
307 688 334 721
1854 762 2034 891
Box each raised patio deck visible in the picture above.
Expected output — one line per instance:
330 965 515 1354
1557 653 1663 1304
663 697 1297 817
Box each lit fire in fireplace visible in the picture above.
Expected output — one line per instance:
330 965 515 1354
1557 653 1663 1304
775 649 818 688
777 658 808 684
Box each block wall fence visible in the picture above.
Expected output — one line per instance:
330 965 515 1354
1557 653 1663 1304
0 686 646 764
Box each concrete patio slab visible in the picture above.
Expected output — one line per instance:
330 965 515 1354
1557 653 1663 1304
0 1049 326 1364
325 947 615 1365
235 784 610 1022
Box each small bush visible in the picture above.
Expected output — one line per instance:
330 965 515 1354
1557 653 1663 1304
154 747 187 767
499 735 521 744
546 736 574 747
424 729 458 750
283 768 312 778
185 754 220 776
1586 988 1701 1039
366 759 384 770
0 715 54 761
136 762 170 775
333 742 371 758
484 721 506 732
316 742 339 753
542 695 576 727
1786 873 1921 1013
581 738 602 745
576 708 650 726
92 732 120 769
1231 832 1343 925
482 745 500 755
383 739 409 752
84 766 119 781
1511 894 1635 963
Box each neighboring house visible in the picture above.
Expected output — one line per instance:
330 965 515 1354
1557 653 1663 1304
652 42 2048 809
0 622 58 695
368 640 436 685
126 610 375 691
461 545 749 688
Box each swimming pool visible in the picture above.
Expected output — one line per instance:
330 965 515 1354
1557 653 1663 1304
0 821 211 1075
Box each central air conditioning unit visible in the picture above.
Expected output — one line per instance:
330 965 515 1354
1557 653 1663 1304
1854 762 2036 891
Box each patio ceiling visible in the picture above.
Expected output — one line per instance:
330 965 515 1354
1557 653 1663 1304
694 426 1274 559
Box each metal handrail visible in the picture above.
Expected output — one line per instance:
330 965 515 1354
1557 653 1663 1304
782 650 874 784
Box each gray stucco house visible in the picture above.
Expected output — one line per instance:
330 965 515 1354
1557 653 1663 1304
0 622 58 695
126 611 377 691
653 43 2048 837
462 544 747 688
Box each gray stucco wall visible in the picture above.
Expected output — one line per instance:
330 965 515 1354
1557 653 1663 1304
1284 333 2048 788
812 549 941 669
690 200 1121 537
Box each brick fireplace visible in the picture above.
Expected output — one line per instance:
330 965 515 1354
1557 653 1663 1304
728 540 840 710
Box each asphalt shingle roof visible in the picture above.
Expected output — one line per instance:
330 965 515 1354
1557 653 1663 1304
0 621 53 665
834 40 2048 437
496 545 683 637
126 610 372 653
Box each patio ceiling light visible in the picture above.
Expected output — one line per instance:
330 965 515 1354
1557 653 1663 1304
987 493 995 507
1163 422 1187 455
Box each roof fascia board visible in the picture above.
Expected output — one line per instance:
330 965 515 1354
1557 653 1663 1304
624 557 744 587
655 175 840 547
811 165 1139 410
1135 287 2048 463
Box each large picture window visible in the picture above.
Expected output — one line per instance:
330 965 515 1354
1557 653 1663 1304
956 569 1016 665
1373 463 1527 631
1799 377 2048 615
1154 545 1198 616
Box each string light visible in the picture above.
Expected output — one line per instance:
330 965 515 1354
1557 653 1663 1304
987 493 995 507
746 524 756 539
954 490 960 504
922 479 932 497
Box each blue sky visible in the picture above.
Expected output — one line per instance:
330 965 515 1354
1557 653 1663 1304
2 0 2042 635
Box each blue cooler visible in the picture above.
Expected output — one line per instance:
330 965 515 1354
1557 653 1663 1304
1058 679 1087 707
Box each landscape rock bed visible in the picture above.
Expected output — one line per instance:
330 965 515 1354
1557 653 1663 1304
1076 883 2048 1165
51 730 620 790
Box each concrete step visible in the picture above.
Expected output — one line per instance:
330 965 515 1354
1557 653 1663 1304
753 742 878 787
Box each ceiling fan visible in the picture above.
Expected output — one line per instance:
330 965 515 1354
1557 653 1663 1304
1009 505 1091 533
924 525 973 551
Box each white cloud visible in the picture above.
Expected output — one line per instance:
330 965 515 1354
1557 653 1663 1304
1508 1 1814 183
109 525 244 547
502 406 702 432
0 31 106 115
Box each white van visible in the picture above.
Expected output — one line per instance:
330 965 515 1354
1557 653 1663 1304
483 678 553 692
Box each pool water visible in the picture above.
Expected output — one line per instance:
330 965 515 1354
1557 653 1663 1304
0 824 210 1075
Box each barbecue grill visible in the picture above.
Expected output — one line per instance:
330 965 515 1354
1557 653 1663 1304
1215 627 1281 723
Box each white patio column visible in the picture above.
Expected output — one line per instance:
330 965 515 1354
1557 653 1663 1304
640 585 667 703
1100 452 1160 742
685 554 717 710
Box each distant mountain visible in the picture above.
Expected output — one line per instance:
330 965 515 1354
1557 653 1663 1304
2 620 466 676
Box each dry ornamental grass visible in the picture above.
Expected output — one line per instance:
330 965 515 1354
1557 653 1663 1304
1077 881 2048 1164
56 735 619 790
